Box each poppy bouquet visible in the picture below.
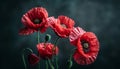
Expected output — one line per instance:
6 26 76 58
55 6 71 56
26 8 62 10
19 7 99 69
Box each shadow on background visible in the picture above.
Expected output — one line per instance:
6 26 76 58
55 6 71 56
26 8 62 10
0 0 120 69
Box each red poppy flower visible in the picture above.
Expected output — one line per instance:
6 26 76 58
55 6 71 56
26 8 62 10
69 27 86 46
37 43 59 59
19 7 48 35
73 32 99 65
28 53 40 65
47 15 75 38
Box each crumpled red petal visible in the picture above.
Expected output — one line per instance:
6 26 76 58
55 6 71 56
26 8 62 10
47 16 74 38
37 43 59 59
19 27 36 35
21 7 49 33
73 50 97 65
28 53 40 65
58 15 74 28
69 27 86 46
73 32 99 65
39 19 49 33
21 7 48 28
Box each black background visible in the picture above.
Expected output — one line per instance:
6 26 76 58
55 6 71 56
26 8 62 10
0 0 120 69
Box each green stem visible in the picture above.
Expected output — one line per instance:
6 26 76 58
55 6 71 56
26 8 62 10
22 53 27 69
37 31 40 43
22 48 33 69
37 31 40 69
54 37 60 69
46 60 48 69
48 59 54 69
68 55 72 69
54 37 60 46
24 48 33 53
67 48 76 69
38 62 40 69
55 56 58 69
69 55 72 69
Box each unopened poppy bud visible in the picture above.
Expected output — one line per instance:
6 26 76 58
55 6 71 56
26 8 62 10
45 34 51 42
28 53 40 65
67 60 73 69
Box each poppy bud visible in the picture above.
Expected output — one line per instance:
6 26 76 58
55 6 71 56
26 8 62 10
28 53 40 65
66 60 73 69
45 34 51 42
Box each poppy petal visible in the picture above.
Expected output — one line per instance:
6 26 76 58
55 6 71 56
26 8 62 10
69 27 86 45
48 16 75 38
19 27 36 35
37 43 59 59
73 50 97 65
28 53 40 65
73 32 99 65
58 15 74 28
21 7 49 33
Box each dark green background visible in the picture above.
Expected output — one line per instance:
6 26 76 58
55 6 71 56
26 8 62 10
0 0 120 69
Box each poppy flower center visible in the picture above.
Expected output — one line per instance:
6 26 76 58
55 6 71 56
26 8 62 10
83 43 89 49
61 24 67 28
33 19 42 24
81 41 89 53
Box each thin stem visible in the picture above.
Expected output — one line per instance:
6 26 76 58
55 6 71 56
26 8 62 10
68 55 72 69
46 60 48 69
22 48 33 69
24 48 33 53
54 37 60 69
67 48 76 69
22 53 27 69
55 56 58 69
48 59 54 69
38 62 40 69
54 37 60 46
37 31 40 69
37 31 40 43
